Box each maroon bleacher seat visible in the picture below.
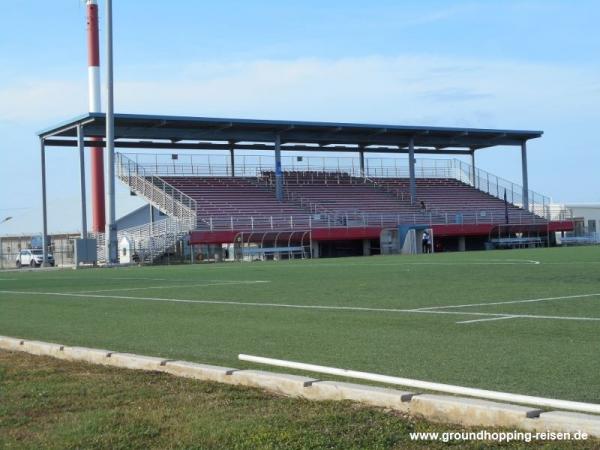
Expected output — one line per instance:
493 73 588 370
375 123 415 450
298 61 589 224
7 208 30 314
157 172 542 231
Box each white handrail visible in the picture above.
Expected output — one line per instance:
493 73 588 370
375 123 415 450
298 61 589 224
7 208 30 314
239 354 600 415
116 153 197 230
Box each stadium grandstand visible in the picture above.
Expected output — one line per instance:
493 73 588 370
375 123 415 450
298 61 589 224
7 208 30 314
37 113 574 264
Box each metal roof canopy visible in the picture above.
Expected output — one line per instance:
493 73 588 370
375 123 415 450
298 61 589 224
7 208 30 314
37 112 542 267
38 113 542 155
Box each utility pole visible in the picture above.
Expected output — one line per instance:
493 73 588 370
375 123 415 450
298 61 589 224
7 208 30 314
104 0 118 264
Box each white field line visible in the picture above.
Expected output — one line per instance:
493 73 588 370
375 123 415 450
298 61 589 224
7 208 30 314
1 290 600 322
412 292 600 312
75 280 270 294
107 277 177 281
456 315 519 324
539 261 600 265
0 259 546 279
202 259 542 269
105 277 242 282
328 259 542 266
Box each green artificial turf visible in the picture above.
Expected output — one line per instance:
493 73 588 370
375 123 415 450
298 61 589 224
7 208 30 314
0 247 599 403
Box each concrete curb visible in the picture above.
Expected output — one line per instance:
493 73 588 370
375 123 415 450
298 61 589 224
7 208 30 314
409 394 542 428
162 360 238 384
1 335 599 438
105 353 171 371
229 370 318 397
303 380 414 411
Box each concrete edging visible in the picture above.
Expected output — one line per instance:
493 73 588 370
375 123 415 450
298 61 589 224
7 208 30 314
1 335 599 438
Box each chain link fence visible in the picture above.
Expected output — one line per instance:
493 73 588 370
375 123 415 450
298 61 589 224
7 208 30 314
0 234 78 269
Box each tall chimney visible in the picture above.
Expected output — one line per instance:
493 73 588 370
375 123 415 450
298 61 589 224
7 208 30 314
86 0 106 232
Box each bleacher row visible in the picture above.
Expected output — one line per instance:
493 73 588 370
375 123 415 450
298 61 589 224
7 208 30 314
161 172 542 231
161 176 314 230
373 178 537 224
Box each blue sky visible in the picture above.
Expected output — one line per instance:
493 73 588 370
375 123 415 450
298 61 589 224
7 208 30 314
1 0 599 234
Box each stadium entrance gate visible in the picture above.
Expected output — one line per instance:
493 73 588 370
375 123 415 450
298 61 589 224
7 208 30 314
381 224 433 255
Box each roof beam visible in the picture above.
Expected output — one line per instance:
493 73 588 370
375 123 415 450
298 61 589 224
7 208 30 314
37 113 543 150
42 138 472 154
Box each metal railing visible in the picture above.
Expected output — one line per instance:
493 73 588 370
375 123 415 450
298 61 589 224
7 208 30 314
365 158 555 219
91 216 188 264
257 169 411 211
102 153 201 263
120 152 557 216
196 209 551 232
116 153 197 230
117 152 572 227
120 153 367 177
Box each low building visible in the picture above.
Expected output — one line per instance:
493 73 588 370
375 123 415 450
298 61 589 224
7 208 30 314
565 203 600 235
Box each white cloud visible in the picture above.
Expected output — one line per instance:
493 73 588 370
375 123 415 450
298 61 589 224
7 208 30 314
0 80 86 123
1 55 598 128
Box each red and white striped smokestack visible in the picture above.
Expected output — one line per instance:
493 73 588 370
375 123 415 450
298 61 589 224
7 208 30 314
86 0 106 232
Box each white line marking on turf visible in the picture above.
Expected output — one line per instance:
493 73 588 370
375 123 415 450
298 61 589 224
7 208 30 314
1 290 599 322
106 277 236 282
412 292 600 312
194 259 542 269
75 280 270 294
456 316 519 324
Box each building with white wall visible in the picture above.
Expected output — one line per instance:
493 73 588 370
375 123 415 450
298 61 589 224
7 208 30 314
565 203 600 235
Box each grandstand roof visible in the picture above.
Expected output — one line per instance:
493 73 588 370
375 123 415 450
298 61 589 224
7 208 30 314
39 113 542 154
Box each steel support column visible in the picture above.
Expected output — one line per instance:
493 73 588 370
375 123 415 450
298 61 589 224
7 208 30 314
470 150 476 188
77 125 88 239
229 141 235 177
40 139 49 266
104 0 117 264
275 134 283 201
521 141 529 211
408 137 416 204
359 147 365 176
